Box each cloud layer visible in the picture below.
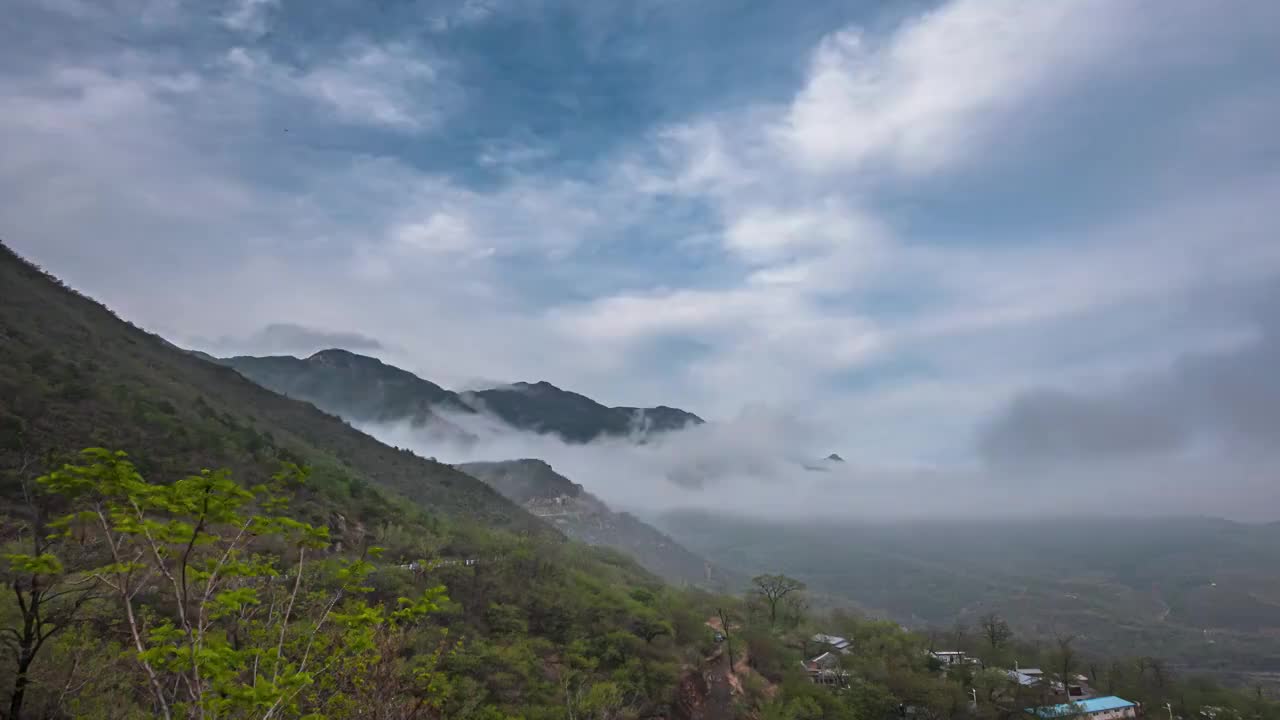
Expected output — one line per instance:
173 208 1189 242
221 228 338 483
3 0 1279 517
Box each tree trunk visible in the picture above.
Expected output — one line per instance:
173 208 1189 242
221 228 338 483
9 643 34 720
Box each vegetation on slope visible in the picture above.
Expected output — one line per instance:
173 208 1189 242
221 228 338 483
458 460 732 590
1 448 721 718
0 242 533 533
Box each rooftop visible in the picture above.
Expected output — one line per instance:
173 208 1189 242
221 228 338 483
1029 697 1136 718
1009 670 1041 686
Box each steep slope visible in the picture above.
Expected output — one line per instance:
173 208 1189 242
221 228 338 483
221 350 477 444
222 353 703 443
457 459 734 589
0 242 536 532
222 350 466 422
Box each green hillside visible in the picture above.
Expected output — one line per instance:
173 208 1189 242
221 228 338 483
0 243 531 533
214 347 723 590
0 241 735 718
458 459 737 590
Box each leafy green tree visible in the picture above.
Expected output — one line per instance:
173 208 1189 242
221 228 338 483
35 448 446 719
751 574 806 626
631 613 672 645
2 458 101 719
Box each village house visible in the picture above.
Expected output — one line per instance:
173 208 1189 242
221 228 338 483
1010 668 1045 687
811 633 853 655
930 650 974 667
802 651 850 686
1008 668 1094 699
1027 696 1140 720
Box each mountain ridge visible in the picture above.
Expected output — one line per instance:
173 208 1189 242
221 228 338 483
211 347 726 588
220 349 704 443
0 241 539 534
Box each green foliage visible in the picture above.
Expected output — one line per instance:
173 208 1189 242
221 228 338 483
751 573 807 626
21 449 451 719
1 447 729 719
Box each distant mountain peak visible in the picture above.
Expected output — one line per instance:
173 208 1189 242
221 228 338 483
307 347 377 366
802 453 846 472
509 380 563 394
223 350 704 444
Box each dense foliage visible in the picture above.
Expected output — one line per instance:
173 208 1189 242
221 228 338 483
1 449 717 718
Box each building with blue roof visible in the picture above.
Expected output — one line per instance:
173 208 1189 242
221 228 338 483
1028 696 1139 720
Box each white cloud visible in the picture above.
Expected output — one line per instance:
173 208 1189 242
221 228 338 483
4 0 1280 486
555 0 1280 441
428 0 505 32
393 212 479 254
723 199 885 268
221 0 278 37
226 42 442 131
776 0 1126 176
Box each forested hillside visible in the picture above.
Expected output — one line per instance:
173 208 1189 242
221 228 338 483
208 345 723 588
458 459 732 589
0 241 721 717
0 243 532 533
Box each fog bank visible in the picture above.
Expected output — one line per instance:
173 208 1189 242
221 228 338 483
360 399 1280 523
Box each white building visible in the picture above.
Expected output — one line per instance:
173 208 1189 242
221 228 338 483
931 650 973 667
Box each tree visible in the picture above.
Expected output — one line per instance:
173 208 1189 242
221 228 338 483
951 621 971 652
973 667 1015 708
1148 657 1169 690
751 574 806 626
717 607 736 669
979 613 1012 652
35 448 447 719
631 614 672 645
1051 634 1080 703
782 592 809 630
2 455 100 720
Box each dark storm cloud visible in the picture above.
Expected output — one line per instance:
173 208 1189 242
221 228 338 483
980 308 1280 467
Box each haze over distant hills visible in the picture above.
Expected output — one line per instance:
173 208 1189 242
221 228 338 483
216 349 722 586
458 458 735 589
655 510 1280 688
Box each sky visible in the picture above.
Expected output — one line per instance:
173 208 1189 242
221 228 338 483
3 0 1280 518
